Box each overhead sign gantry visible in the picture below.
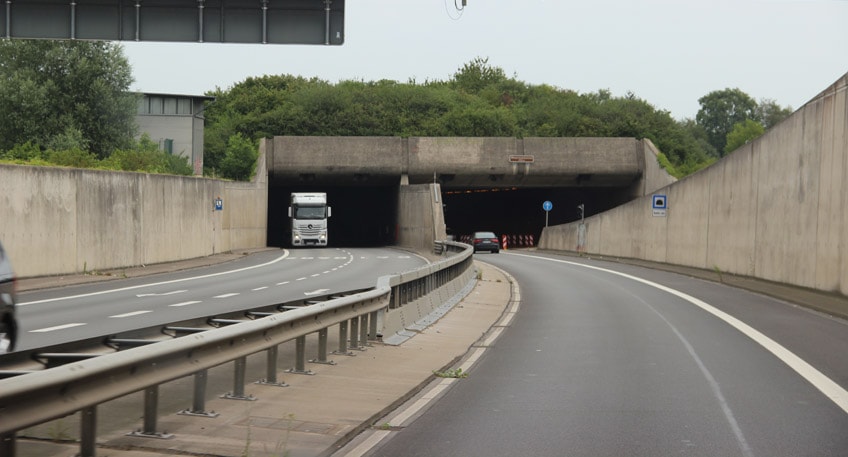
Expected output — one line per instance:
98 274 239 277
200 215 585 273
1 0 345 45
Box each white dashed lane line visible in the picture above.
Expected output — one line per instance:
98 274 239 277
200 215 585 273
277 281 290 286
169 301 201 307
252 286 269 291
29 323 87 333
214 293 240 299
109 310 152 318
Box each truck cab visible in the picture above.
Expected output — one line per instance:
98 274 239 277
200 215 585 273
289 193 331 247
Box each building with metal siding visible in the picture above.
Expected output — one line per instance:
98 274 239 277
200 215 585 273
135 93 214 176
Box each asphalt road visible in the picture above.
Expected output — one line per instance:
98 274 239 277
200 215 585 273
14 247 428 351
368 251 848 457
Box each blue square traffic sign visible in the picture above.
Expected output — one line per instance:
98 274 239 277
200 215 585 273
652 194 667 209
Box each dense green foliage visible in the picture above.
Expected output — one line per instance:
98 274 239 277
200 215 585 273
0 40 138 159
724 119 765 155
695 88 792 156
0 134 193 175
219 133 259 181
204 58 791 178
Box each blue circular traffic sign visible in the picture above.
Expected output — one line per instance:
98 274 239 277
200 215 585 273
542 200 553 212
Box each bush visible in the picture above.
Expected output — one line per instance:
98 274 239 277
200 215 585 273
46 148 99 168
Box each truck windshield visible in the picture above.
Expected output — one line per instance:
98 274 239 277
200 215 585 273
294 206 326 219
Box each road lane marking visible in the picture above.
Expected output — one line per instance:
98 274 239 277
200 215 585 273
311 273 320 277
214 293 239 298
252 286 269 291
169 301 201 307
296 277 307 281
109 310 152 318
277 281 290 286
19 251 290 306
29 323 86 333
304 289 330 296
136 290 187 297
511 252 848 415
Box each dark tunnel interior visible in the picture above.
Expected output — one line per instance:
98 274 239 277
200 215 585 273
267 185 632 248
268 185 399 248
442 187 631 242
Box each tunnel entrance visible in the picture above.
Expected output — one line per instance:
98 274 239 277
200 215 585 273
442 186 631 243
268 185 399 248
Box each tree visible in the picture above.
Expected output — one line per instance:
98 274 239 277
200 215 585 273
450 57 507 95
220 133 258 181
724 119 765 155
0 40 138 158
696 88 758 156
755 98 792 129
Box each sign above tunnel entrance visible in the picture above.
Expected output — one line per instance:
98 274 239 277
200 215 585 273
508 155 535 163
0 0 345 45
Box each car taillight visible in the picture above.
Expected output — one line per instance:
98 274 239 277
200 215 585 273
473 239 482 244
490 238 498 243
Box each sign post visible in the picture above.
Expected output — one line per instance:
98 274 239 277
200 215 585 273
542 200 553 227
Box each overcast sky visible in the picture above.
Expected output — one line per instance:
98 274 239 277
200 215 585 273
122 0 847 120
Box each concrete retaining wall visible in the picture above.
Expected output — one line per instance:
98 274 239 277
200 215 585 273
0 145 268 278
539 73 848 297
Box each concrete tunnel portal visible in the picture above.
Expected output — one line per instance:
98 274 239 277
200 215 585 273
265 136 662 248
267 183 632 248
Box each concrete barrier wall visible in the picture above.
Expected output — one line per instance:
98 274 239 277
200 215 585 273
396 183 447 251
539 73 848 297
0 147 268 277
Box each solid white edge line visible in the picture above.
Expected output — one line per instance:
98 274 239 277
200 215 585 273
19 250 290 306
510 252 848 415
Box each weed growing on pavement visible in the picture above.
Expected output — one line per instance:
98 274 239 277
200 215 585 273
241 413 295 457
434 367 468 378
47 418 72 442
713 265 724 283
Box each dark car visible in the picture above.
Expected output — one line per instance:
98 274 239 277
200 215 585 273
0 240 18 353
472 231 500 253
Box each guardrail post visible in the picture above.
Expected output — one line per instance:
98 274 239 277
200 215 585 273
309 328 335 365
286 336 314 375
333 321 354 356
80 406 96 457
257 345 289 387
1 432 15 457
222 356 256 400
349 316 364 350
127 386 173 439
369 310 380 342
179 369 221 416
359 313 370 348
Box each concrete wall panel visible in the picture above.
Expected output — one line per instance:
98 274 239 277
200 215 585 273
271 136 402 177
540 72 848 299
524 137 641 174
814 88 845 293
396 184 447 251
0 166 78 275
705 144 758 276
0 164 267 278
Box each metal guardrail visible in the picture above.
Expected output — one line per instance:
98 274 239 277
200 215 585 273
0 241 473 456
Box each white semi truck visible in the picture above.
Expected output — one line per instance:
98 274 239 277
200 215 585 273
288 192 331 247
